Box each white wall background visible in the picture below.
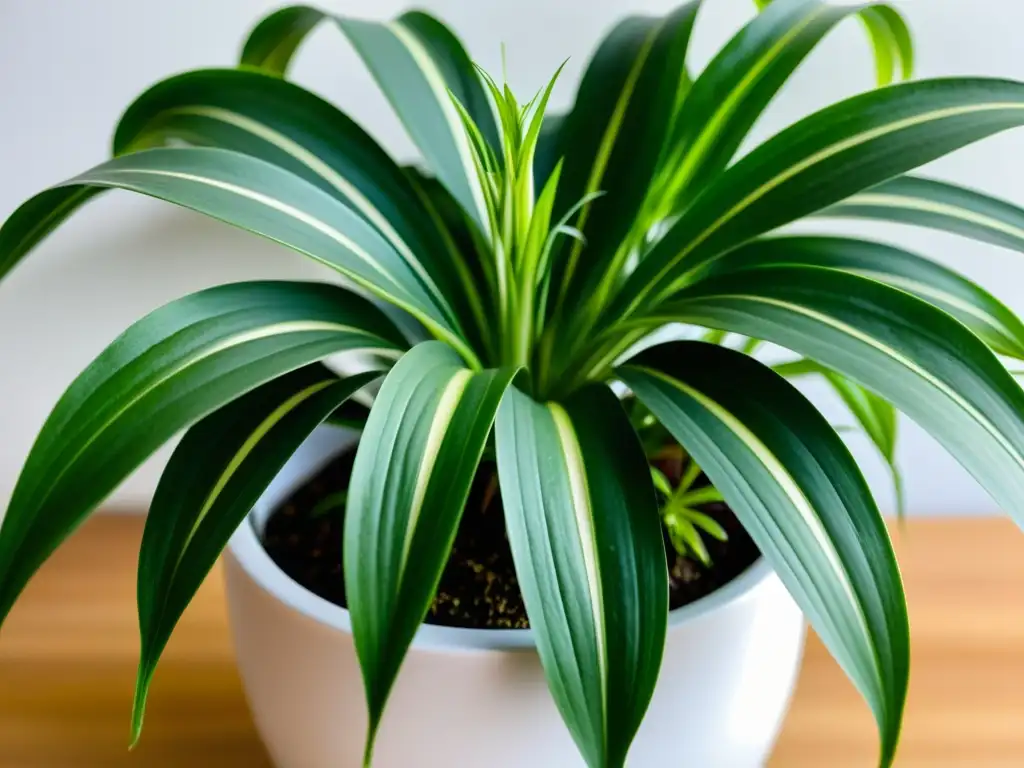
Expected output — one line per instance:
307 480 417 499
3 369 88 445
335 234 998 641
0 0 1020 516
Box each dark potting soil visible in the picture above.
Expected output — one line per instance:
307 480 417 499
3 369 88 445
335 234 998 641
262 449 760 630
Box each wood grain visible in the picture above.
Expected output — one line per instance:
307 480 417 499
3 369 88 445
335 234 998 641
1 516 1022 767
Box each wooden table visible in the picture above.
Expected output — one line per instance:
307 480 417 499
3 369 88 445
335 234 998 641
1 516 1023 767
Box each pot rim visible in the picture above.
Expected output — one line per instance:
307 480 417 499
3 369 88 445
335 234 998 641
227 506 773 654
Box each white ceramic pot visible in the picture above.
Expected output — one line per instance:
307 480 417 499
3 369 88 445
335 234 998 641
224 427 806 768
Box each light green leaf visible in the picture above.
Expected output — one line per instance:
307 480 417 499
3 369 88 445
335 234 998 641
859 6 914 86
112 67 489 353
344 342 516 763
0 280 404 627
495 384 668 768
0 146 477 364
705 235 1024 359
615 77 1024 321
817 174 1024 256
240 6 495 229
650 265 1024 534
132 365 378 742
619 340 908 766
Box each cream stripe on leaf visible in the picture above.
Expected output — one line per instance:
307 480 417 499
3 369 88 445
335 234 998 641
613 78 1024 322
495 384 667 768
662 0 903 215
132 364 379 742
0 146 480 365
112 68 474 332
649 265 1024 529
547 4 700 322
816 174 1024 256
0 280 405 637
241 6 500 227
617 341 907 766
702 235 1024 359
343 342 516 764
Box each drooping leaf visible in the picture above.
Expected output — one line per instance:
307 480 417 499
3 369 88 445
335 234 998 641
817 174 1024 255
749 0 912 89
774 357 905 517
240 6 495 229
0 280 404 626
615 77 1024 321
112 67 489 353
665 0 907 215
648 265 1024 531
344 342 516 763
132 365 379 741
0 146 477 363
618 340 908 765
495 383 668 768
704 235 1024 359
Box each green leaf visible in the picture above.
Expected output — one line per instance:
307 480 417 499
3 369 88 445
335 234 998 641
344 342 516 763
651 265 1024 533
112 67 489 354
237 4 324 76
240 6 493 230
0 146 477 364
495 384 668 768
619 341 908 766
616 77 1024 321
749 0 912 89
705 235 1024 359
666 0 904 214
550 3 701 317
817 174 1024 256
859 6 914 86
132 365 378 742
774 356 905 518
0 280 403 627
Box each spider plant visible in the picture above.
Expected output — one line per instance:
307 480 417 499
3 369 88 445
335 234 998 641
2 1 1024 766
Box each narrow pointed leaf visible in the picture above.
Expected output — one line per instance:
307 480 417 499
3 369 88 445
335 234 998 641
0 146 475 361
774 356 905 517
553 4 700 307
344 342 517 762
650 265 1024 529
617 77 1024 319
706 235 1024 359
817 174 1024 255
0 280 404 626
111 68 488 356
132 365 379 741
666 0 906 214
240 6 493 228
618 341 908 765
495 384 668 768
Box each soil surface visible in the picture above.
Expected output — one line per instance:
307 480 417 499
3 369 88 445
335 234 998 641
262 448 760 630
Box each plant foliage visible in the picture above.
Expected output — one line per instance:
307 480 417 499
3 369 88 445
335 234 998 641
2 1 1024 766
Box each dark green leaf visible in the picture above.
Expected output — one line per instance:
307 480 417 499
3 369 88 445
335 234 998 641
344 342 516 763
0 280 403 628
132 365 378 741
817 174 1024 256
111 67 489 357
619 341 908 766
616 77 1024 320
650 265 1024 533
0 146 477 362
704 235 1024 359
495 384 668 768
